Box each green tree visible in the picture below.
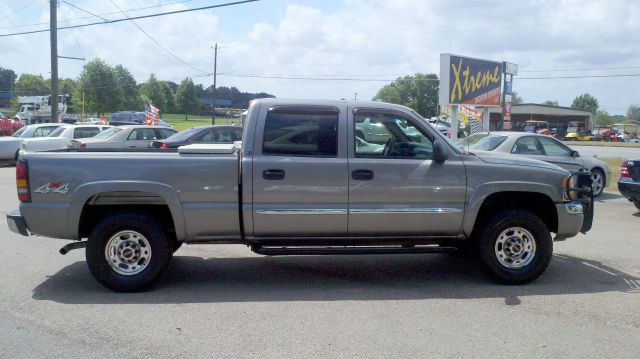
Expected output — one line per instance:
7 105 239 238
511 92 523 104
571 93 599 114
14 74 49 96
0 67 17 92
140 74 167 111
77 59 123 114
627 104 640 122
175 78 199 118
594 110 614 126
541 100 558 106
161 82 176 113
372 73 439 118
114 64 140 110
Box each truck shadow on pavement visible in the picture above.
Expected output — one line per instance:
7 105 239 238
32 253 640 305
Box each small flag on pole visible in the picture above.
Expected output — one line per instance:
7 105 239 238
144 101 160 125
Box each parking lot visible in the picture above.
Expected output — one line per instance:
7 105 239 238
0 165 638 358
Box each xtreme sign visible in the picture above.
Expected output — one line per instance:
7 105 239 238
439 54 503 106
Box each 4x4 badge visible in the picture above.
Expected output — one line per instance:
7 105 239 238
34 182 70 194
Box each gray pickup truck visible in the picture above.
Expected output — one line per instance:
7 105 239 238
7 99 594 292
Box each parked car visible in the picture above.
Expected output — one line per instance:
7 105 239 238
22 125 113 152
618 158 640 210
151 125 242 149
460 132 611 196
7 99 594 292
0 123 65 164
70 125 177 149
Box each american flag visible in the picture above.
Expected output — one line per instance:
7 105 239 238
144 101 160 125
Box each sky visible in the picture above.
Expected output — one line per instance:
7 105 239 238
1 0 639 115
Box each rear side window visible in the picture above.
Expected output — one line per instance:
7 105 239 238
512 137 542 155
73 127 100 139
263 112 338 156
128 128 158 141
33 126 59 137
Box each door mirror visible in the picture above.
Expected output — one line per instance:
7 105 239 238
570 150 579 158
433 140 448 162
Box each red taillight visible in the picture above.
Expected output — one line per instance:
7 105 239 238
79 143 86 148
621 161 631 178
16 160 30 202
160 143 169 149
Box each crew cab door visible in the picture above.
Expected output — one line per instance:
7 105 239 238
250 104 349 237
347 108 466 237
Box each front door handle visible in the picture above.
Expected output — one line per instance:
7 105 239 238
263 169 285 180
352 169 374 180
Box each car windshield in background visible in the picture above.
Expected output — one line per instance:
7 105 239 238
94 127 122 139
165 127 202 141
465 134 507 151
47 127 66 137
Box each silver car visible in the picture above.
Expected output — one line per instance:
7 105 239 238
22 125 113 152
0 123 65 164
70 125 177 149
460 132 611 196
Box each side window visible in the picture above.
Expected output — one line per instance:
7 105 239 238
127 128 157 140
73 127 100 139
193 131 213 142
212 128 235 142
263 112 338 156
512 137 542 155
354 113 433 159
537 137 571 156
33 126 58 138
233 128 243 141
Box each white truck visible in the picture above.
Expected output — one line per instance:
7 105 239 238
15 95 69 125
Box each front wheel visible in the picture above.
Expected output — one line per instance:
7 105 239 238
476 210 552 284
86 212 172 292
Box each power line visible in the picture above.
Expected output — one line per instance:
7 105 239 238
108 0 208 74
0 0 259 37
518 73 640 80
61 0 109 22
520 65 640 73
0 0 196 30
0 0 38 22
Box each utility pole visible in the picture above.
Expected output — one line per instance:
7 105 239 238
50 0 59 123
211 43 217 125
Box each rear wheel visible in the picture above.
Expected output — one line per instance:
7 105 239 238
590 168 605 197
86 212 172 292
476 210 552 284
634 200 640 210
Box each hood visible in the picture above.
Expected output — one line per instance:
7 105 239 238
471 150 568 173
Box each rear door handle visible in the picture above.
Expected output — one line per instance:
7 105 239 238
352 169 374 180
263 169 285 180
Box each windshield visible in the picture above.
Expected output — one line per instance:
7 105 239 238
94 127 122 139
47 127 67 137
12 127 27 137
165 127 206 141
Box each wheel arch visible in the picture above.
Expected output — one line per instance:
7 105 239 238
69 181 186 241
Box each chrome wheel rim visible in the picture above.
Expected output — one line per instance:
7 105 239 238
105 231 152 276
591 172 603 195
494 227 536 269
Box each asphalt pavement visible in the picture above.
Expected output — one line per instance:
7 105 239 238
0 167 639 358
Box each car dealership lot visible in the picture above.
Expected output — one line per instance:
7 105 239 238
0 166 638 358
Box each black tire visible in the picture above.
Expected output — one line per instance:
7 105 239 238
634 200 640 210
14 150 20 162
172 241 183 253
476 210 552 284
86 212 172 292
590 168 605 197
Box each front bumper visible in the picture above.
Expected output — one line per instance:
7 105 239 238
6 209 29 236
618 179 640 201
554 199 593 241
